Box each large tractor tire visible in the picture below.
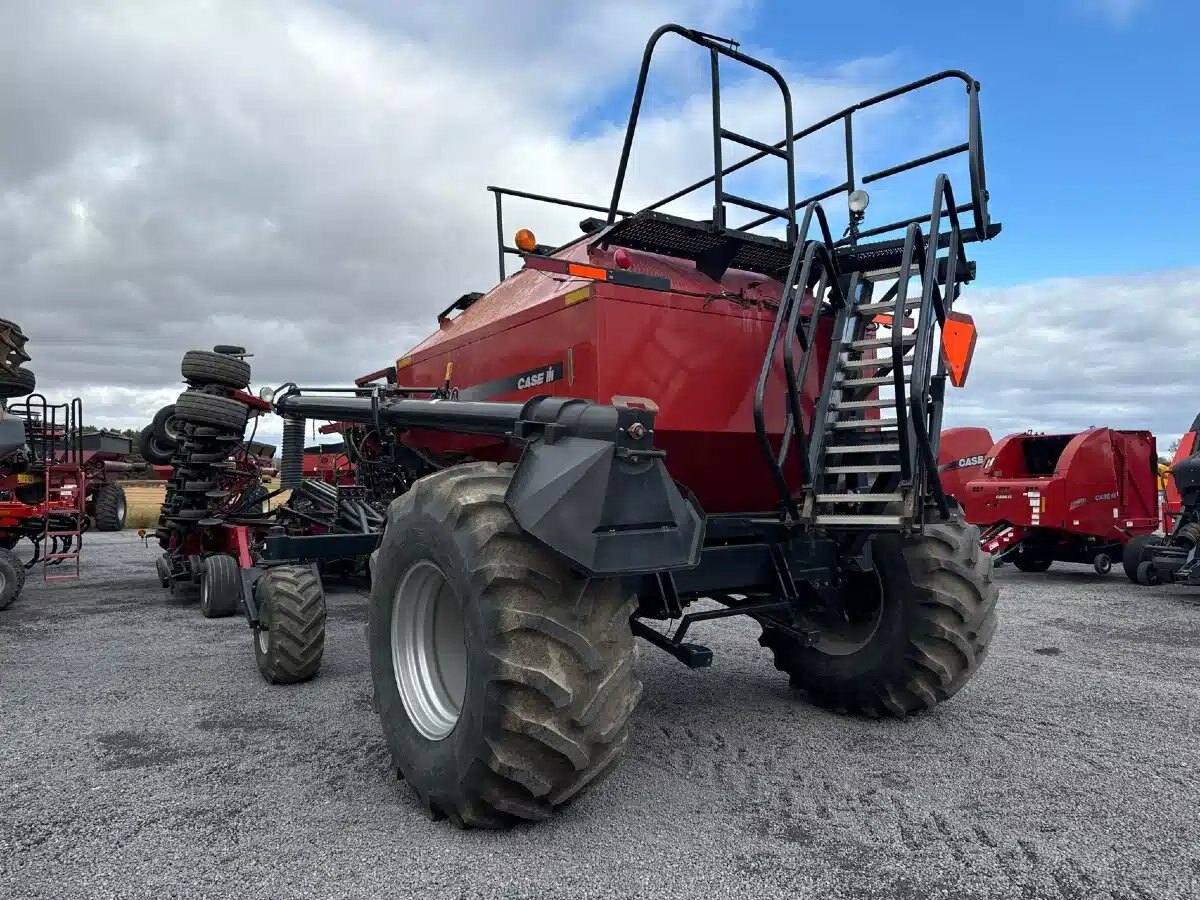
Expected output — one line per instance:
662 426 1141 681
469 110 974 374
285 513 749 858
1122 534 1161 583
200 554 241 619
138 425 175 466
252 566 326 683
0 367 35 399
151 403 182 448
92 483 127 532
181 350 251 390
0 547 26 611
760 518 998 717
367 462 640 828
173 390 249 433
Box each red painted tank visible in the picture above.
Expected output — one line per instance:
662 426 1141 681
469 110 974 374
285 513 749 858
390 239 828 513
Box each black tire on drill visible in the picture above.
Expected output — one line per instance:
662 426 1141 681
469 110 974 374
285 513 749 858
92 483 127 532
367 462 641 828
1012 549 1053 573
252 566 326 683
1122 534 1161 583
151 403 182 448
760 518 998 716
181 350 251 390
0 367 35 399
0 547 26 611
138 425 175 466
173 390 248 434
200 554 242 619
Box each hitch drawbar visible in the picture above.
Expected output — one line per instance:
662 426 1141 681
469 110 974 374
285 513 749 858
272 388 705 576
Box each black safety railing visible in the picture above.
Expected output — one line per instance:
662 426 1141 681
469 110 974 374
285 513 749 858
487 43 992 283
489 24 802 281
631 67 991 246
751 202 847 520
890 174 969 521
10 395 84 468
607 25 798 241
487 186 637 281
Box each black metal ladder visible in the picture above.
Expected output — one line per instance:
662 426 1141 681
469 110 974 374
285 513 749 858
807 176 970 528
755 177 971 529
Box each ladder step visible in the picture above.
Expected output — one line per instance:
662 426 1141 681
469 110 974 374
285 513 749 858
832 419 898 430
826 464 902 474
825 443 900 454
840 374 911 388
817 493 905 504
841 356 912 371
814 514 904 526
833 397 895 410
855 298 920 316
45 531 82 538
850 335 916 351
44 553 81 560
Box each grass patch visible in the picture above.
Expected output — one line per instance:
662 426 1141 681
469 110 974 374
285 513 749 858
119 479 290 530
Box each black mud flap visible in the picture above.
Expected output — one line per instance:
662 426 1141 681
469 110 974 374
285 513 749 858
506 436 705 577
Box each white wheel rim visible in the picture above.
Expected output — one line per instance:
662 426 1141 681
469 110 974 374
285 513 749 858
257 628 269 653
391 560 466 741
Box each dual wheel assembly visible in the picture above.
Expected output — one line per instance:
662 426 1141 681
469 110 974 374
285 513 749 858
363 462 998 828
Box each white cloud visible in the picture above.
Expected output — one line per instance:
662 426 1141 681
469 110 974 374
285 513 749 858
947 267 1200 450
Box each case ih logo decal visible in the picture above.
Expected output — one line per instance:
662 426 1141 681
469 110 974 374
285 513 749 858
939 454 985 473
457 362 565 400
1069 491 1119 510
516 365 561 390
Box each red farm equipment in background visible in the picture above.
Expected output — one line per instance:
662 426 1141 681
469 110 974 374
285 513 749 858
937 426 992 500
1 318 135 610
303 436 355 486
939 427 1159 574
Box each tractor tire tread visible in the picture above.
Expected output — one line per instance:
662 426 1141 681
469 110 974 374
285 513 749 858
760 518 998 717
371 461 640 828
0 547 26 610
93 483 127 532
173 390 249 434
181 350 251 390
254 566 325 683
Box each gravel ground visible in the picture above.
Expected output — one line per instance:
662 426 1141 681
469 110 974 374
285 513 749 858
2 532 1198 900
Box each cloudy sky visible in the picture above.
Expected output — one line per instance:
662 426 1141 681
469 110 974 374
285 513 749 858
1 0 1197 450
